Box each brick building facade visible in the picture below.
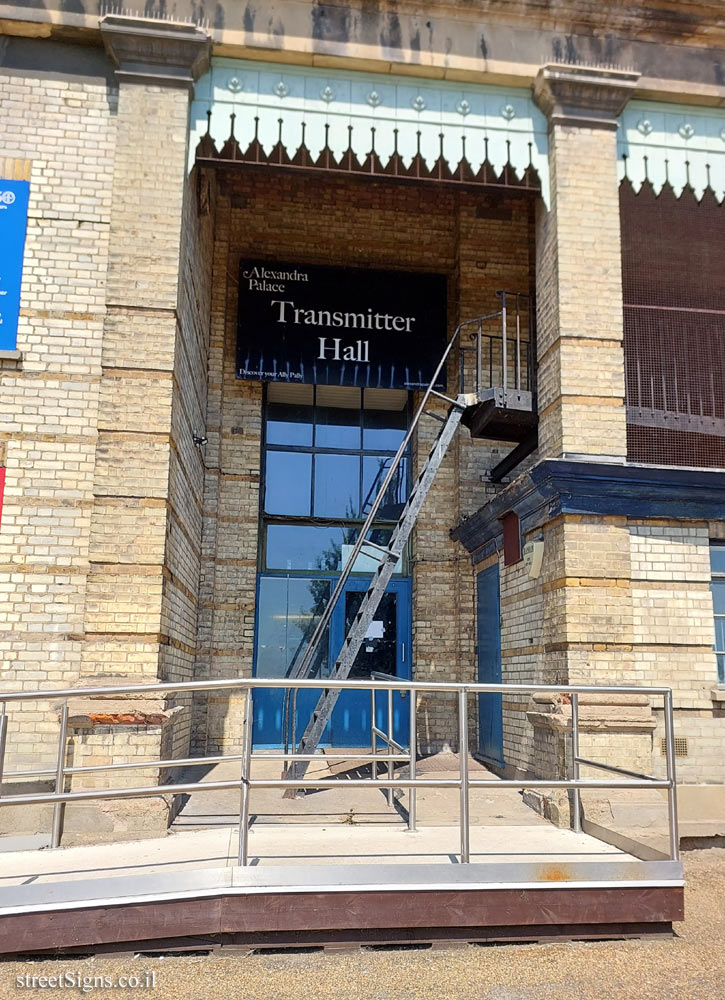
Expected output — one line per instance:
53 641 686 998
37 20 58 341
0 1 724 844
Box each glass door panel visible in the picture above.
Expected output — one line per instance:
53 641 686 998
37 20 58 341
344 591 397 679
330 578 411 748
253 576 330 748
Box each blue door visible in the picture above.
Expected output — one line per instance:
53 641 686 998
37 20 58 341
330 578 411 748
476 564 504 766
252 574 411 749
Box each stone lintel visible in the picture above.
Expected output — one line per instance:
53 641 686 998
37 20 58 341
532 692 651 708
100 14 211 93
534 63 641 130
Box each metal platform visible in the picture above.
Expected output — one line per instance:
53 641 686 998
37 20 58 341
463 387 538 442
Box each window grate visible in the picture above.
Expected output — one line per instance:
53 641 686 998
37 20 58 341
661 737 688 757
620 182 725 469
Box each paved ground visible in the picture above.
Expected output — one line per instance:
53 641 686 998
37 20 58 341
0 752 631 885
0 849 720 999
171 751 542 829
0 822 630 886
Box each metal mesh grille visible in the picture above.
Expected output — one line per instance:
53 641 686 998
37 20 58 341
620 182 725 467
661 737 689 758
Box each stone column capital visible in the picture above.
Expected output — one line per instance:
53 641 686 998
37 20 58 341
100 14 211 93
534 63 640 131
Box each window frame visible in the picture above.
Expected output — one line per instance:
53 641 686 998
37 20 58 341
710 541 725 685
259 384 412 578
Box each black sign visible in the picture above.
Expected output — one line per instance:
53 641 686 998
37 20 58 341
236 260 447 390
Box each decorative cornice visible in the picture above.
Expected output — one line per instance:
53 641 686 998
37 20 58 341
452 458 725 558
534 64 641 131
618 99 725 203
100 14 211 93
190 57 550 202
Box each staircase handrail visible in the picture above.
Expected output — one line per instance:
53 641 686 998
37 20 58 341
286 311 501 683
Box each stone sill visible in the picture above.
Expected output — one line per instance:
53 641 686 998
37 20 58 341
711 688 725 704
0 350 22 365
67 700 183 728
526 710 657 734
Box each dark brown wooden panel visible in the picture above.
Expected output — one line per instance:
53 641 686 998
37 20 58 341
220 887 683 933
0 886 683 955
0 898 222 955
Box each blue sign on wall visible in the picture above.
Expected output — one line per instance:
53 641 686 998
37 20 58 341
0 179 30 352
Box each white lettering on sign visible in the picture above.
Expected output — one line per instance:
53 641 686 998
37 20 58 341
242 266 310 292
271 299 415 333
318 338 369 363
243 265 309 294
242 265 309 282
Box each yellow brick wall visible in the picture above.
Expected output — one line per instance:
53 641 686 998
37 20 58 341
535 125 627 460
192 170 536 752
0 57 117 772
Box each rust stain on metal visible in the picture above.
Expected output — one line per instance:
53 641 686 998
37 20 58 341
538 865 572 882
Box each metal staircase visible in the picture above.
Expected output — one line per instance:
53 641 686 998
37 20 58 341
282 294 536 789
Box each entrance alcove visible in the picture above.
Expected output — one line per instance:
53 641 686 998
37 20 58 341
188 163 538 759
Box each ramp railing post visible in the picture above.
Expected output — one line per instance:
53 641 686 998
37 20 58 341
664 689 680 861
0 704 8 795
570 692 582 833
50 702 69 849
238 686 254 867
458 688 470 863
408 690 417 832
370 686 376 780
387 688 394 806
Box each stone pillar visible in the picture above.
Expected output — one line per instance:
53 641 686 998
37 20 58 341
522 68 662 831
64 16 211 843
533 65 639 461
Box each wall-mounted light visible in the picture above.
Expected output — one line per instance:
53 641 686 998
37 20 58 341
523 537 545 579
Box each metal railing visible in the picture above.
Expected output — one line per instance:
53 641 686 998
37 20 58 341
460 291 534 396
0 677 678 867
283 294 535 698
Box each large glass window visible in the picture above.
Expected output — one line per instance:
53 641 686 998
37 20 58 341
261 385 410 558
711 543 725 684
264 451 312 515
255 384 410 679
256 577 329 678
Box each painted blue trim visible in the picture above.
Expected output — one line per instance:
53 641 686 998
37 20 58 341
453 459 725 557
476 563 504 768
618 100 725 203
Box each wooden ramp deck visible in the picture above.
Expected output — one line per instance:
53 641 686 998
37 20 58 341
0 821 684 955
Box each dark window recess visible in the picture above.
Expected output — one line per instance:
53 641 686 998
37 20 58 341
501 511 521 566
620 181 725 468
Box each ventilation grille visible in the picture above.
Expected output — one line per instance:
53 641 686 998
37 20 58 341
661 737 688 757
